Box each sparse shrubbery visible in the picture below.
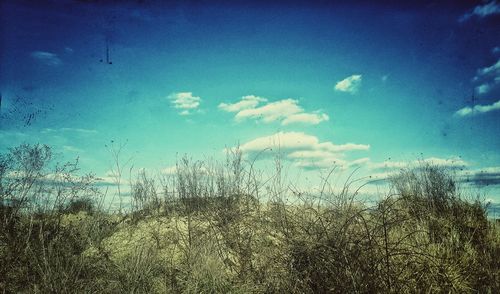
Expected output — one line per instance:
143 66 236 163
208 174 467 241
1 144 499 293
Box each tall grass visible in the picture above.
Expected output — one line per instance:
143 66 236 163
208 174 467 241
1 144 499 293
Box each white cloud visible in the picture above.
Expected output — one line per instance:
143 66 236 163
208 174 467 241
472 59 500 95
168 92 201 115
282 112 329 125
460 1 500 22
289 154 369 171
455 99 500 117
240 131 318 152
240 131 369 154
236 131 369 170
219 96 329 125
235 99 301 123
218 95 267 112
349 157 371 167
317 142 370 152
477 83 493 94
294 157 347 170
334 74 362 93
478 59 500 76
30 51 62 66
288 150 342 159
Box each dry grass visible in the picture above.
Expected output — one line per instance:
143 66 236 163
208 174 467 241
1 144 499 293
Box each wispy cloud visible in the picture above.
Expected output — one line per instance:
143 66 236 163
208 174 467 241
41 128 98 135
61 128 98 134
455 99 500 117
218 95 266 112
0 130 29 149
472 57 500 95
219 96 329 125
281 112 330 125
30 51 62 66
62 145 84 153
168 92 201 115
334 74 362 94
478 59 500 76
459 1 500 22
234 131 369 170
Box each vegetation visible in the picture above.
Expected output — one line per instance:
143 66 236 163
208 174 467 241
1 144 499 293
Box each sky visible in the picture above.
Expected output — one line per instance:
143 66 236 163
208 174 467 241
1 0 500 211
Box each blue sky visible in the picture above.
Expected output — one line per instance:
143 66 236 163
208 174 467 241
1 0 500 207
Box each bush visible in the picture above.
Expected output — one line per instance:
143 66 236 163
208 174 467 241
62 197 95 214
